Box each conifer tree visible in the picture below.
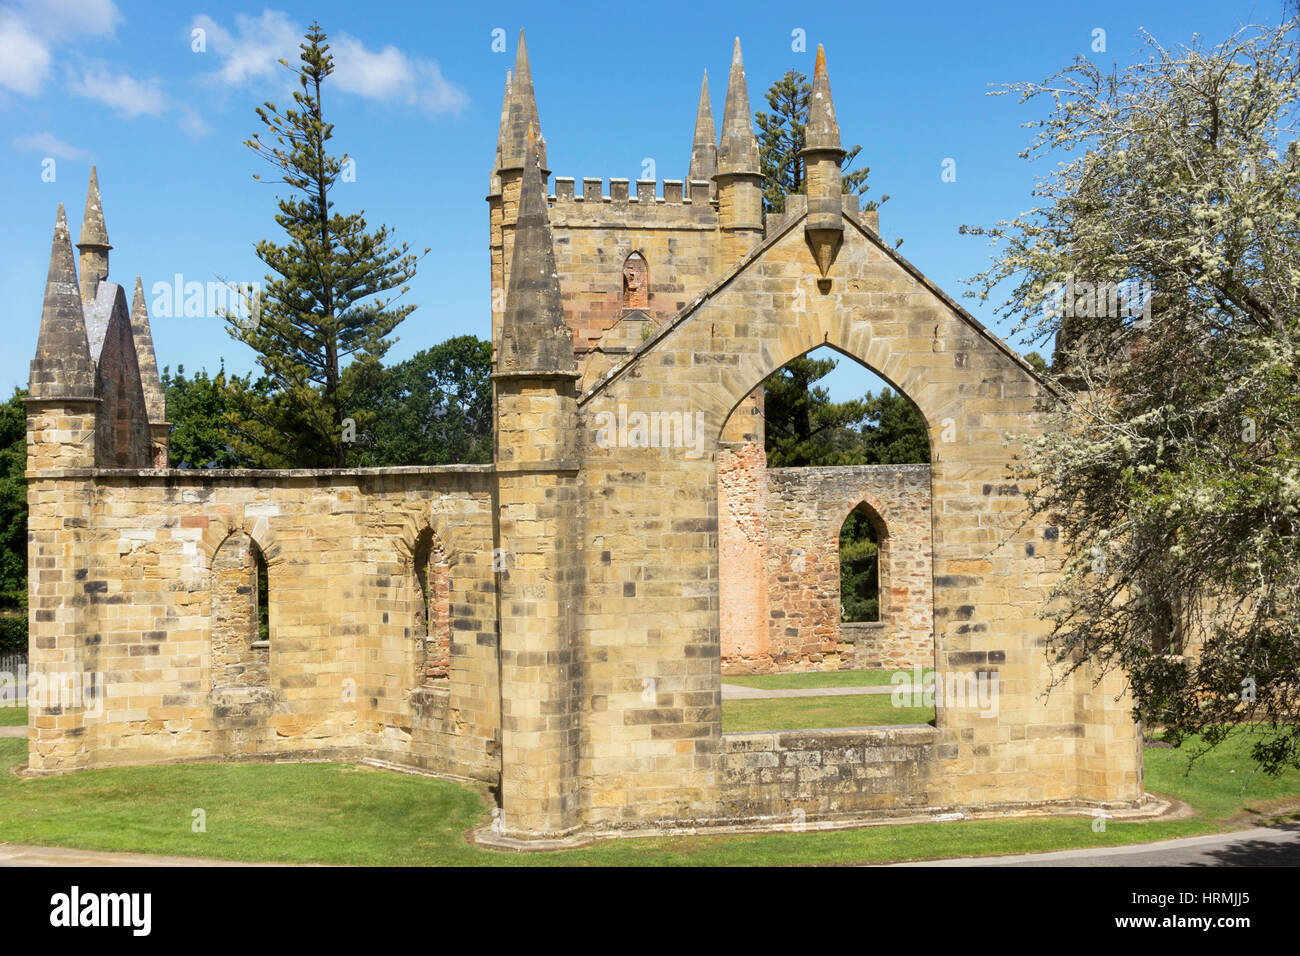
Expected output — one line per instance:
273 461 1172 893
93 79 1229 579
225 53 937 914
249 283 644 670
756 69 880 215
226 22 422 467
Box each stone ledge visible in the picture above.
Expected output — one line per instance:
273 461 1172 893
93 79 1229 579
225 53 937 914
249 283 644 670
472 792 1171 849
722 724 939 751
27 464 496 480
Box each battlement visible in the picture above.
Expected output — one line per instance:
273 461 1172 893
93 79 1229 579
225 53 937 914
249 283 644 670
550 176 712 205
547 177 718 229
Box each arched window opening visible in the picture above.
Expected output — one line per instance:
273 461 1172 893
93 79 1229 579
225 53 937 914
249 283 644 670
839 503 883 624
411 529 451 686
211 531 270 689
717 345 935 731
253 542 269 644
622 252 649 310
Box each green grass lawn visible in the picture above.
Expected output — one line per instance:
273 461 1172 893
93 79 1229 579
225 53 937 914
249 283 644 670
722 694 934 731
2 732 1297 865
0 706 26 727
722 669 909 690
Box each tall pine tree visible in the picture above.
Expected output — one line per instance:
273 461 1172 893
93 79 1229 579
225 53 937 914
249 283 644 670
755 69 881 215
226 23 423 467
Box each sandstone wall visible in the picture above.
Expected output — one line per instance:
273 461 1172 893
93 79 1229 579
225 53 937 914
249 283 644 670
574 214 1145 831
25 465 500 782
721 463 934 674
718 726 940 824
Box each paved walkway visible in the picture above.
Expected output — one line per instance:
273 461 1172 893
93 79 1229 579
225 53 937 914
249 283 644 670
5 825 1296 867
722 683 913 700
886 824 1300 866
0 843 265 867
0 726 26 738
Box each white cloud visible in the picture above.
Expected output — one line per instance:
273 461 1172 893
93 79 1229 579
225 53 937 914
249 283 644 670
0 14 52 95
67 63 209 138
0 0 121 96
332 34 468 114
191 11 300 88
0 0 204 137
13 130 90 160
69 66 167 117
193 12 468 115
19 0 123 41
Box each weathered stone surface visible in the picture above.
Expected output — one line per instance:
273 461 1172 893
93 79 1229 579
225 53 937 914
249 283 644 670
24 37 1144 843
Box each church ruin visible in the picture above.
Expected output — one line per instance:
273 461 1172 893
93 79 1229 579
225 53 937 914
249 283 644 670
24 36 1145 843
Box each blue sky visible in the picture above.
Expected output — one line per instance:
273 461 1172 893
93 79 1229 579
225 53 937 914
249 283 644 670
0 0 1285 401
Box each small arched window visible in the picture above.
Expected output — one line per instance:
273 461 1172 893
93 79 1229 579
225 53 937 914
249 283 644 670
211 531 270 688
839 503 886 624
411 529 451 686
622 252 649 310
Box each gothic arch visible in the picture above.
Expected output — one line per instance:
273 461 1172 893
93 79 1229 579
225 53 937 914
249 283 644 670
621 251 649 310
209 527 271 689
837 497 889 624
394 513 455 687
202 514 284 571
582 216 1044 458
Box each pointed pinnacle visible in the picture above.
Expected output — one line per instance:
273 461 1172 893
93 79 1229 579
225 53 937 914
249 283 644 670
79 165 111 250
490 69 513 193
718 37 759 175
687 70 717 184
805 45 843 154
500 124 572 374
131 276 167 423
502 31 546 171
31 204 96 400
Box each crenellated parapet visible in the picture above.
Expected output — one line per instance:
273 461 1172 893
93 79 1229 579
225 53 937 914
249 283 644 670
548 177 717 227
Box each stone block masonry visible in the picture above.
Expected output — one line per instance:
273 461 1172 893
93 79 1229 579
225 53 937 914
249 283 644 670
721 463 934 674
24 35 1146 845
25 467 500 782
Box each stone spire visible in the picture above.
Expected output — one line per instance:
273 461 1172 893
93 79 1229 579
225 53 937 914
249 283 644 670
805 45 844 154
130 277 167 424
500 31 547 174
802 45 847 277
31 204 97 400
489 68 512 195
498 126 572 374
717 38 759 175
687 70 717 185
77 165 112 306
714 38 764 262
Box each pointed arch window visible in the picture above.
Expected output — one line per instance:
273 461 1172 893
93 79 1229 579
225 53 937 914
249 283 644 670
840 502 886 624
211 532 270 688
622 252 649 310
411 529 451 686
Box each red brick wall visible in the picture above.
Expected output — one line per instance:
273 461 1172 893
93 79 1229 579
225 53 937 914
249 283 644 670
720 463 934 674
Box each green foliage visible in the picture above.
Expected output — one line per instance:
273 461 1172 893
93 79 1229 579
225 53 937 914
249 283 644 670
964 23 1300 772
1022 350 1049 374
348 336 493 466
840 505 880 623
755 70 881 215
763 355 928 467
760 353 927 624
0 388 27 615
227 22 423 468
763 355 870 467
855 388 931 465
255 546 269 642
161 365 253 469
